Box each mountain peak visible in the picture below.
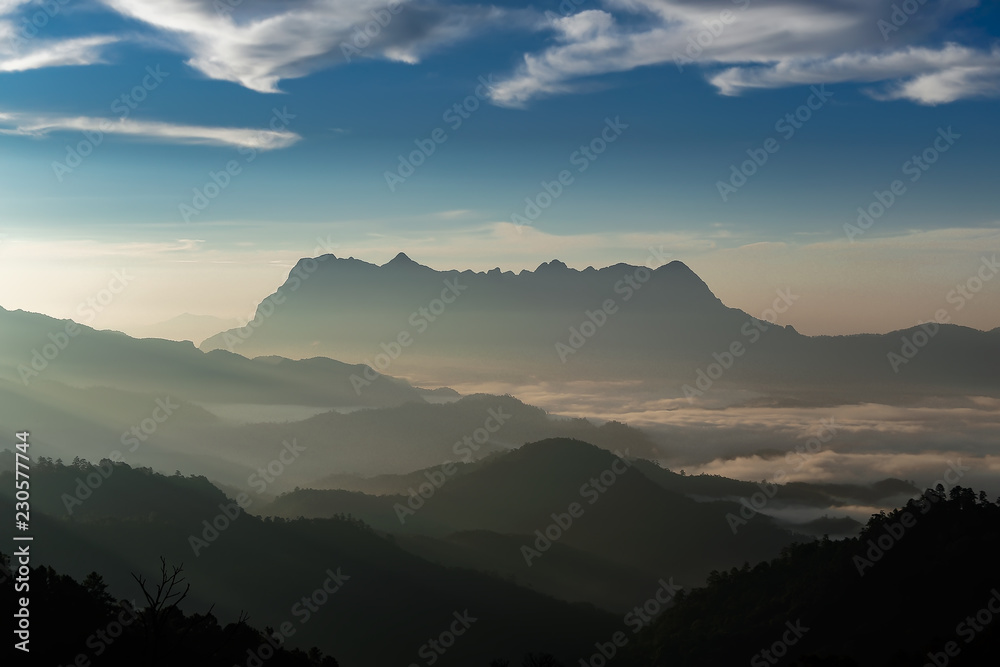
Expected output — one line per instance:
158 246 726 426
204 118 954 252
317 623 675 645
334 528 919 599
660 260 696 274
535 259 569 272
384 252 418 268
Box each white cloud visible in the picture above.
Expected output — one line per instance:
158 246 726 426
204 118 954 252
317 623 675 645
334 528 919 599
0 110 301 149
0 35 117 72
0 2 117 72
99 0 501 92
490 0 1000 107
712 44 1000 104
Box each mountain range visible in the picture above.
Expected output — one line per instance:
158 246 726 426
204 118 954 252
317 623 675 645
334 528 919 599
199 254 1000 403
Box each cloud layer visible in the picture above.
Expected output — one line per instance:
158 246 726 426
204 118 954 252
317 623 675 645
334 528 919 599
0 0 997 146
489 0 1000 106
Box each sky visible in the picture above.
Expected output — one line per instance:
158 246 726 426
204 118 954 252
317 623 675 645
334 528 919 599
0 0 998 337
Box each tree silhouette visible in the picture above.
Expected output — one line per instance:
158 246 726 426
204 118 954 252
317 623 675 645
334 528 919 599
83 571 116 615
131 557 192 666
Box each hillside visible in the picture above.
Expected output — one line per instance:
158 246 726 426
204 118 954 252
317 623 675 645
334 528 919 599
0 457 621 666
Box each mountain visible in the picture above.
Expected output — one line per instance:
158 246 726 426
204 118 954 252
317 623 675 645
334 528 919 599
630 460 918 512
633 486 1000 666
128 312 238 346
199 254 1000 402
310 456 909 538
0 305 425 408
0 457 622 667
265 438 800 610
199 254 755 384
0 303 669 486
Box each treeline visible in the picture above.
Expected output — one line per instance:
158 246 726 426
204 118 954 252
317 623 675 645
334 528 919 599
634 485 1000 666
1 554 338 667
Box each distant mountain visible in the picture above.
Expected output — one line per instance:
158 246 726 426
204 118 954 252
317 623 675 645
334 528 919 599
166 393 661 490
630 460 918 510
128 312 237 345
199 254 1000 402
0 305 424 408
0 304 463 481
265 438 800 610
0 337 661 486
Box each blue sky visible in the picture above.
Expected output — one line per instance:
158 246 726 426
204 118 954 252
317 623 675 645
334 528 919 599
0 0 998 336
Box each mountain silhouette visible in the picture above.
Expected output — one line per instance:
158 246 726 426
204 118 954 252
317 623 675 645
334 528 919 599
0 456 621 666
198 255 1000 401
0 305 424 408
265 438 800 610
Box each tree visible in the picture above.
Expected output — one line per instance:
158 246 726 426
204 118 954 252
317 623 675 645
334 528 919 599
131 557 191 666
83 571 116 613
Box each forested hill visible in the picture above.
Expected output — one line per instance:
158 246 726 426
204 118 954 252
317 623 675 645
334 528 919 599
634 486 1000 666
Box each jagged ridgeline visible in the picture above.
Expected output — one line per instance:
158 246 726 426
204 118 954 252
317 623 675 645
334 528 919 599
199 254 1000 399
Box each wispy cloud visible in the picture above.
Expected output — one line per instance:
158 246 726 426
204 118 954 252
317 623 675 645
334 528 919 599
0 35 118 72
712 44 1000 104
0 110 301 149
99 0 504 92
0 1 117 72
489 0 999 107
